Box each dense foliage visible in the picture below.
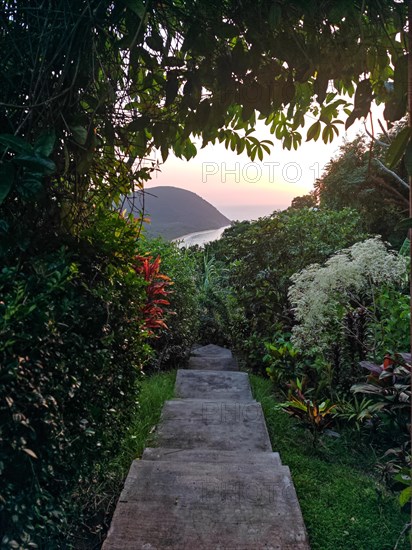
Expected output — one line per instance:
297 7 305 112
0 214 199 548
1 0 410 546
289 237 408 361
70 370 176 548
139 238 200 370
197 206 410 519
314 131 409 246
204 207 366 366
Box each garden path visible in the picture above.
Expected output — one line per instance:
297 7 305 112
103 344 309 549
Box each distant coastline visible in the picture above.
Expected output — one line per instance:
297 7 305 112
173 225 231 248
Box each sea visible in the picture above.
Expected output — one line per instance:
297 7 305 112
173 226 231 248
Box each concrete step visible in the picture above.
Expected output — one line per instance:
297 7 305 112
103 459 309 549
154 399 272 452
191 344 233 359
175 369 252 400
143 448 282 467
187 355 238 371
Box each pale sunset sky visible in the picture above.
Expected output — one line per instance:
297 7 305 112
146 103 384 221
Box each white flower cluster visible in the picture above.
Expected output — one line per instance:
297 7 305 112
288 237 409 352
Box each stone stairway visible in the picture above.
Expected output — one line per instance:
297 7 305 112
103 344 310 549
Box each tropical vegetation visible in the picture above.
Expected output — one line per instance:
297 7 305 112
1 0 411 548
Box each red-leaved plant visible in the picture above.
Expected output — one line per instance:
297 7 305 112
134 255 173 334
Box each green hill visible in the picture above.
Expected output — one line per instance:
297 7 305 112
122 186 231 240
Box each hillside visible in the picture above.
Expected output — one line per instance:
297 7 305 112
122 186 231 240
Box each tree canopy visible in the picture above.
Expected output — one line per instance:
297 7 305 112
312 128 408 245
0 0 408 242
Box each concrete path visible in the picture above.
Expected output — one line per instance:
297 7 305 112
103 344 310 549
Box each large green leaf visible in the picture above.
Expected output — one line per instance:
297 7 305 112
399 238 410 256
70 125 88 145
386 127 410 168
128 116 150 132
17 174 44 200
306 121 321 142
34 131 56 157
165 73 179 107
399 486 411 507
0 134 33 154
122 0 146 18
14 154 56 175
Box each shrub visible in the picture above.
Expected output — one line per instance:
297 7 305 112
195 253 237 346
263 334 300 386
205 207 366 367
288 237 409 389
351 354 411 443
0 213 171 548
138 237 200 369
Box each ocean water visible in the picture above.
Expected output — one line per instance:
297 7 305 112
173 226 230 248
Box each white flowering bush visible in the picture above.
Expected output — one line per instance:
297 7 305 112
288 237 409 354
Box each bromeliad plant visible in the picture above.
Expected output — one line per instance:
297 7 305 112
335 396 378 431
275 378 337 447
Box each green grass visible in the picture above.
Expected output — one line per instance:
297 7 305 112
68 370 176 548
250 374 410 550
115 369 177 463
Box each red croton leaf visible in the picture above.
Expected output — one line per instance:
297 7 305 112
134 253 174 335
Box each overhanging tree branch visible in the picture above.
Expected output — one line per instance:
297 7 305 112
373 158 410 190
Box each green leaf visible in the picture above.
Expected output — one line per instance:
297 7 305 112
0 134 33 154
165 73 179 107
306 121 321 142
182 141 197 160
394 471 411 486
146 33 163 52
161 144 169 162
34 131 56 157
399 486 411 507
399 238 410 256
236 140 245 154
386 127 410 168
322 125 334 143
283 134 292 150
70 125 88 145
14 154 56 174
128 116 150 132
122 0 146 18
0 162 15 204
17 174 44 200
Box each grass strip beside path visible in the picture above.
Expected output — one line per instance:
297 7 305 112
250 374 410 550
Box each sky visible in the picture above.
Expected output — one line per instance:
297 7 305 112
145 103 385 221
